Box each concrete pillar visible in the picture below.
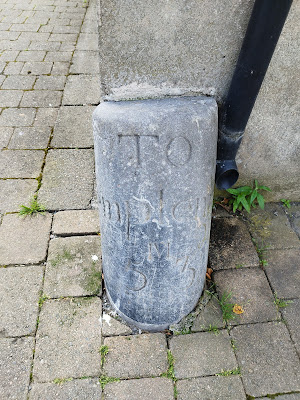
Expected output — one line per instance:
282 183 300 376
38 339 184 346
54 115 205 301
93 96 217 330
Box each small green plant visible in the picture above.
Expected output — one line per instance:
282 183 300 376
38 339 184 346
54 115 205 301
53 377 73 385
235 263 244 269
219 291 235 322
162 350 176 382
207 324 220 335
216 367 241 376
19 197 45 216
230 339 237 350
226 180 271 213
38 294 49 308
50 249 74 266
253 239 269 267
99 345 109 367
281 199 291 208
99 376 119 389
274 293 293 309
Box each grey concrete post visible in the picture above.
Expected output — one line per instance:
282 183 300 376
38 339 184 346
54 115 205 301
93 96 218 331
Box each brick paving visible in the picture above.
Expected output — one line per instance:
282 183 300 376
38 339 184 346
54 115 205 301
0 0 300 399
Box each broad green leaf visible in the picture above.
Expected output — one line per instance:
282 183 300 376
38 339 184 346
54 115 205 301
240 195 251 213
258 185 271 192
257 193 265 209
227 188 239 195
250 190 258 204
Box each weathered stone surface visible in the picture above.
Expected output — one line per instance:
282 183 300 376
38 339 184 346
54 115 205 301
176 376 246 400
265 249 300 299
282 299 300 356
0 179 38 213
44 236 102 298
231 322 300 397
93 97 217 330
0 213 52 265
0 265 43 337
52 210 100 235
104 377 174 400
246 204 300 250
170 331 237 379
0 149 44 178
101 313 132 336
0 108 36 126
214 267 277 325
20 90 62 107
8 127 51 149
0 337 34 400
52 106 95 148
34 107 58 127
38 149 94 210
0 127 13 149
288 202 300 238
103 334 168 378
29 379 102 400
191 296 224 332
0 89 23 107
261 395 300 400
209 217 259 270
62 75 100 105
70 51 100 74
33 297 102 382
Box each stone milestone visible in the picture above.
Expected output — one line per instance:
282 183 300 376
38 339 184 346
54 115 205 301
93 96 217 330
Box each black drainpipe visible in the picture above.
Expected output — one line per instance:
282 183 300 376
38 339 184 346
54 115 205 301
215 0 293 190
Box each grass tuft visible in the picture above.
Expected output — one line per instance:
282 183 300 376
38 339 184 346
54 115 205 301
19 197 45 217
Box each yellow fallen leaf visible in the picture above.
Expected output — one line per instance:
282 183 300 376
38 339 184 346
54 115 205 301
233 304 244 315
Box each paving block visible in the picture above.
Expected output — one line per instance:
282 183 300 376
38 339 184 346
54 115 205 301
76 33 99 51
49 33 78 42
0 127 13 149
38 149 94 210
170 331 237 379
33 297 102 382
17 50 46 62
191 296 224 332
34 75 66 90
21 90 62 107
44 236 102 298
0 149 44 178
104 377 174 400
246 203 300 250
0 107 36 127
52 210 100 235
52 105 95 148
101 313 132 337
0 179 38 213
62 75 100 105
0 337 34 400
0 89 23 107
9 126 51 149
70 51 100 74
44 51 73 62
3 61 24 75
0 49 20 61
231 322 300 397
209 217 259 270
261 395 300 400
21 61 53 75
29 379 102 400
51 61 70 75
2 75 36 90
0 265 43 337
264 249 300 299
282 299 300 356
34 107 58 127
103 334 168 378
0 213 52 265
214 267 277 325
176 376 246 400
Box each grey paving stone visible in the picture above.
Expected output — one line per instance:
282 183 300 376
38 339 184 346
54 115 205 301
52 106 94 147
0 89 23 107
0 179 38 213
38 149 94 210
33 297 102 382
282 299 300 356
261 395 300 400
20 90 62 107
0 213 52 265
52 25 81 34
3 61 24 74
2 75 36 90
103 334 168 378
70 51 100 74
0 127 13 149
21 61 53 75
191 296 225 332
0 51 20 61
0 31 20 40
0 149 44 178
0 62 5 74
231 322 300 397
0 107 36 126
17 50 46 62
44 235 102 298
214 267 277 325
101 313 132 337
34 75 66 90
209 217 259 270
29 378 102 400
19 32 50 42
1 38 31 51
176 376 246 400
11 23 41 32
58 42 77 52
0 75 5 86
49 33 78 42
104 377 174 400
264 249 300 299
76 33 99 51
34 107 58 127
52 210 100 235
51 61 70 75
81 20 98 34
62 75 100 105
44 51 73 62
170 331 237 379
9 126 51 149
0 337 34 400
0 265 43 337
28 41 61 51
246 203 300 250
